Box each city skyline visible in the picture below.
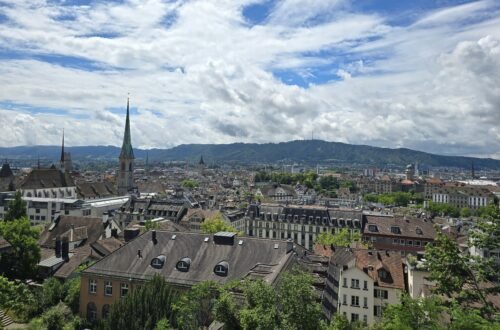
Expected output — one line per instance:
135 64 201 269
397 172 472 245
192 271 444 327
0 0 499 159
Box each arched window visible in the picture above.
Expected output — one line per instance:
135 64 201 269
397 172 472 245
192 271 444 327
102 304 110 319
87 302 97 321
26 192 32 197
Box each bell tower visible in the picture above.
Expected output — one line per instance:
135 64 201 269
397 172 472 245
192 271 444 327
117 97 136 195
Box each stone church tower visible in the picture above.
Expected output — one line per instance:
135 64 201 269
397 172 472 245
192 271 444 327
117 98 136 195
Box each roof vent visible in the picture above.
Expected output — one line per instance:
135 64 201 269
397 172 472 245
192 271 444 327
274 243 279 249
204 237 209 243
238 240 243 245
171 234 177 240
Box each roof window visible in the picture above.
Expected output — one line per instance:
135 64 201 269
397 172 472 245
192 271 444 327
368 224 378 232
214 261 229 277
176 257 191 272
390 226 401 234
151 255 166 269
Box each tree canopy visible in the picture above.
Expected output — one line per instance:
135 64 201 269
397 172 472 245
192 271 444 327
315 228 361 247
201 213 239 234
0 217 40 279
3 191 27 221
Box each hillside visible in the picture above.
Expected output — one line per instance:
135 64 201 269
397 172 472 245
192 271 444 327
0 140 499 169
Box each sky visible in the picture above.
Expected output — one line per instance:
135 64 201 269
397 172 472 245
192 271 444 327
0 0 499 158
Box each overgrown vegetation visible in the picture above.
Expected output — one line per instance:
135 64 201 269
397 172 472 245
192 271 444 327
315 228 361 247
200 213 239 234
364 192 423 207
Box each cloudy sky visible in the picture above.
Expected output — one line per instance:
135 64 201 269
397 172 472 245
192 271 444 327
0 0 499 158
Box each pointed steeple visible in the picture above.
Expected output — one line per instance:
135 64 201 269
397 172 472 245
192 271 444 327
60 129 65 163
199 155 205 165
120 97 135 159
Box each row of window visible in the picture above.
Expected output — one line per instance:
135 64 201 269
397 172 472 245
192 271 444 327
89 279 128 297
342 278 368 290
342 294 368 308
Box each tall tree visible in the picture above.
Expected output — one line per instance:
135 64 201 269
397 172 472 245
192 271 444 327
425 219 499 317
4 191 27 221
0 217 40 279
173 281 220 329
103 275 178 330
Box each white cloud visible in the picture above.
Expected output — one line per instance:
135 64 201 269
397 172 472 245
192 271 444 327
0 0 498 159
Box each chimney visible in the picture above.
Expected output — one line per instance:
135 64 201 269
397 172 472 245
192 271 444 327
111 228 118 238
152 230 157 244
137 249 142 258
286 239 294 253
61 237 69 261
102 212 109 224
55 236 62 258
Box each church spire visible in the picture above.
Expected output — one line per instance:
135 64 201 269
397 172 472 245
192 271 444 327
120 97 135 159
60 129 65 163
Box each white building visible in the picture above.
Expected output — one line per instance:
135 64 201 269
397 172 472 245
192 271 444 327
323 248 405 325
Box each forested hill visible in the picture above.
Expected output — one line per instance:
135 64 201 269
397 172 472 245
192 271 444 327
1 140 499 169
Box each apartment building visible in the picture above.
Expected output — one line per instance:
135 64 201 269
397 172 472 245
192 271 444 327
245 204 363 250
323 248 405 325
432 186 493 210
362 215 436 255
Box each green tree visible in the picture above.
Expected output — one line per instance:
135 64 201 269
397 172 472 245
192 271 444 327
0 217 41 279
4 191 27 221
0 275 36 320
181 179 199 189
425 228 496 317
144 220 160 231
460 207 472 218
315 228 361 247
377 294 444 330
214 270 323 330
326 314 364 330
173 281 220 329
278 270 323 330
103 275 177 330
40 302 73 330
201 213 239 234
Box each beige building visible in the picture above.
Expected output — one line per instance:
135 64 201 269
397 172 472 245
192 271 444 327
80 230 300 321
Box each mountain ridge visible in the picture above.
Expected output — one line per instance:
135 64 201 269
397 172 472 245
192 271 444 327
0 140 499 169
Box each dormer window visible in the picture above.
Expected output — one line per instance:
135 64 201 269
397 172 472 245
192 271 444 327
214 261 229 277
368 225 378 232
151 255 166 269
391 226 401 234
176 257 191 272
416 227 423 235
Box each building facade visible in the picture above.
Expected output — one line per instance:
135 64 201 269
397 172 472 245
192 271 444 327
245 204 363 250
323 248 405 325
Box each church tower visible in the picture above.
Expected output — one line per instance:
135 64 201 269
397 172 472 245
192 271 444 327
117 98 136 195
59 129 73 172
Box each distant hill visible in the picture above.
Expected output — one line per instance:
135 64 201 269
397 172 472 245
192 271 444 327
1 140 499 169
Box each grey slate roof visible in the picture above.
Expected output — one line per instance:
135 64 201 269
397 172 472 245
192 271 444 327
20 168 75 189
119 98 135 160
0 163 13 178
38 215 105 248
83 230 295 286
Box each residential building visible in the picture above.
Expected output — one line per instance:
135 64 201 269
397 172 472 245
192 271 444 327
255 183 297 202
432 186 493 210
79 231 300 321
323 248 405 325
362 215 436 255
245 204 363 250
